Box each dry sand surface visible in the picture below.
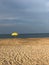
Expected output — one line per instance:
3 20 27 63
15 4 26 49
0 38 49 65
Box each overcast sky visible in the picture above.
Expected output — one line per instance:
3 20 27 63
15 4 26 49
0 0 49 34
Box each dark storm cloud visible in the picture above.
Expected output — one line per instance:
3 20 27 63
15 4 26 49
0 0 49 33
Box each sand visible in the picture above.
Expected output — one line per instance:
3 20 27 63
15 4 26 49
0 38 49 65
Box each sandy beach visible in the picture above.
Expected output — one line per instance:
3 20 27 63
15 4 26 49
0 38 49 65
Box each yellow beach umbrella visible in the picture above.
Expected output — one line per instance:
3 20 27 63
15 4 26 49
11 32 18 36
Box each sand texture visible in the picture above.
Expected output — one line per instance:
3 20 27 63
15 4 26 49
0 38 49 65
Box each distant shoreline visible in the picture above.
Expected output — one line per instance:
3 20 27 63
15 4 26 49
0 38 49 46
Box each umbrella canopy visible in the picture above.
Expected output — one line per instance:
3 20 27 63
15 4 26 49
11 32 18 36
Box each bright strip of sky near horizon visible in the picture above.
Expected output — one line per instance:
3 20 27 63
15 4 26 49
0 0 49 34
